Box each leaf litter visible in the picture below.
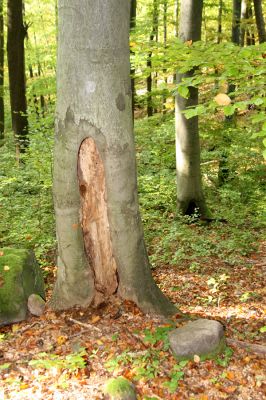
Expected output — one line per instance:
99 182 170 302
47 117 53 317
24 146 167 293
0 243 265 399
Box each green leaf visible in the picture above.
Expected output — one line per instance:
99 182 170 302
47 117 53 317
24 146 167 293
183 108 198 119
0 363 11 370
177 85 190 99
223 105 236 116
259 326 266 333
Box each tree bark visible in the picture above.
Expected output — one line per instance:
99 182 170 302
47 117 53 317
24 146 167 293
175 0 179 37
162 0 168 113
232 0 242 45
240 0 248 46
253 0 266 43
246 3 256 45
51 0 176 317
0 0 4 139
217 0 223 43
130 0 136 119
7 0 28 151
147 0 158 117
175 0 208 218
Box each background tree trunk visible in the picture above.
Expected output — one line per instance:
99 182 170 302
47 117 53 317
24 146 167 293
217 0 223 43
52 0 176 317
7 0 28 151
0 0 4 139
175 0 208 218
232 0 242 45
175 0 179 37
147 0 158 117
240 0 247 46
253 0 266 43
162 0 168 113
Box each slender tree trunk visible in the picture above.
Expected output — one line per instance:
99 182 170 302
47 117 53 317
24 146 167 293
175 0 208 218
217 0 223 43
51 0 176 317
246 1 256 45
232 0 242 45
7 0 28 151
130 0 136 119
253 0 266 43
240 0 247 46
147 0 158 117
162 0 168 113
0 0 4 139
175 0 179 37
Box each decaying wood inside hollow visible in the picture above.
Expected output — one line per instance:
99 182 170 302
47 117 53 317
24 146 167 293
77 137 118 304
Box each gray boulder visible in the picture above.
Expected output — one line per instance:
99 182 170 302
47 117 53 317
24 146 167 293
168 319 225 360
0 248 45 326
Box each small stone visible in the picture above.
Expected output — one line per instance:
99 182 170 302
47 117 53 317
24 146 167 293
28 294 45 316
104 377 136 400
168 319 225 360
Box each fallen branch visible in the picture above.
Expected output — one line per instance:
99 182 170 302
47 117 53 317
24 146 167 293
227 338 266 355
68 317 101 333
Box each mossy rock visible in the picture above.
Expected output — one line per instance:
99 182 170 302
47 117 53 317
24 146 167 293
0 248 45 326
104 377 136 400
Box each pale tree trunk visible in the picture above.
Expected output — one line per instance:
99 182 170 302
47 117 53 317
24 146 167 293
175 0 208 218
162 0 168 113
253 0 266 43
51 0 176 317
240 0 248 46
0 0 4 139
7 0 28 151
175 0 179 37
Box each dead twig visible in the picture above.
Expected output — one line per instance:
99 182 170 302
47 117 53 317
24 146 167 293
68 317 101 333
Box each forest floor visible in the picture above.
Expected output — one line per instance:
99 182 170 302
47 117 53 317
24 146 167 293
0 242 265 400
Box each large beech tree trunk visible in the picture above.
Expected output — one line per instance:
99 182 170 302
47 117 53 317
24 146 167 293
51 0 176 317
7 0 28 150
0 0 4 139
130 0 136 118
175 0 208 218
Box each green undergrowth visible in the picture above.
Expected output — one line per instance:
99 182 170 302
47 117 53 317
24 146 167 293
0 108 55 266
135 113 265 268
0 108 265 271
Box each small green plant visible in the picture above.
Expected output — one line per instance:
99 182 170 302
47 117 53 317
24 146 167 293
207 273 230 306
0 363 11 370
29 348 88 372
143 325 174 351
189 262 201 272
164 360 188 393
239 291 259 303
105 350 133 372
215 346 233 367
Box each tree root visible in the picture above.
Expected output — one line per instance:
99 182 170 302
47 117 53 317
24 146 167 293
227 338 266 355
